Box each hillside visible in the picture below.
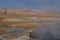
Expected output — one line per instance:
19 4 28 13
0 9 60 28
0 8 60 36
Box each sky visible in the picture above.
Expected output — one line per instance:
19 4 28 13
0 0 60 11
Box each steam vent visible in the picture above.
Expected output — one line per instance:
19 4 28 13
0 8 60 40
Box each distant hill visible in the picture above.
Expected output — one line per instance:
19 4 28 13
0 8 60 28
0 8 60 17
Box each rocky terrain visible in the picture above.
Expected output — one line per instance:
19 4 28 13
0 8 60 40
